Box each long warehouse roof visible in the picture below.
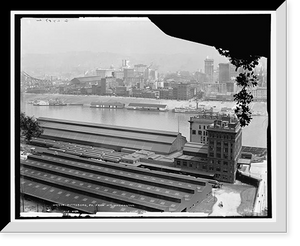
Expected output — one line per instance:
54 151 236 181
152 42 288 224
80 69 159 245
38 117 179 137
20 153 211 213
38 117 186 154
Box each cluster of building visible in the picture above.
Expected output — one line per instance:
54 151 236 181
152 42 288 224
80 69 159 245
21 112 268 214
175 112 243 183
22 57 267 103
57 58 267 102
32 113 251 184
193 58 267 101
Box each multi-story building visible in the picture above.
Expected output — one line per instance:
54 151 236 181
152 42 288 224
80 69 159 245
204 58 214 83
178 114 242 183
134 64 147 76
113 70 124 80
219 63 230 83
123 68 135 79
194 71 206 83
177 83 195 100
189 113 220 144
124 77 144 88
229 64 239 79
158 88 173 99
115 86 128 97
206 117 242 183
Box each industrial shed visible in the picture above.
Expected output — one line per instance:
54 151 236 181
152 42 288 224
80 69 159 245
37 117 187 155
20 151 212 213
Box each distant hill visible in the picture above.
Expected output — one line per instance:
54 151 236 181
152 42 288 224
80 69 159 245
21 51 229 80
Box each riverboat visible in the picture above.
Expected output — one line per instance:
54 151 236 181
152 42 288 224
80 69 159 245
33 100 49 106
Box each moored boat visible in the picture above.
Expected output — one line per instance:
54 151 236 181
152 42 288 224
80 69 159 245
33 100 49 106
90 101 125 109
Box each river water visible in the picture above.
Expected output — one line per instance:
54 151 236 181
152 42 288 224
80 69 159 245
20 94 268 148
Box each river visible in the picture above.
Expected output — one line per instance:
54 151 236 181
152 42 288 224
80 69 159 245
20 93 268 148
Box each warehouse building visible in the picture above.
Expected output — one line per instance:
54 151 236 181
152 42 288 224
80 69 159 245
37 117 187 155
20 151 212 213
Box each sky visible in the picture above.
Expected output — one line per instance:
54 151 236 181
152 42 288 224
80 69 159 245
21 17 223 58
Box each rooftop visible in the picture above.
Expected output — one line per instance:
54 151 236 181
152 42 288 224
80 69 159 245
20 151 211 213
175 154 206 163
70 76 103 84
90 101 125 106
207 119 240 132
183 142 208 155
37 117 186 154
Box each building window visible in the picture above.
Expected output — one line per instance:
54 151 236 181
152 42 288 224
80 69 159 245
189 163 193 168
216 167 221 172
223 169 228 173
198 130 202 135
202 165 207 170
192 130 196 135
183 161 187 167
203 125 206 130
199 125 201 129
176 160 181 166
216 153 221 158
223 161 228 166
209 166 214 171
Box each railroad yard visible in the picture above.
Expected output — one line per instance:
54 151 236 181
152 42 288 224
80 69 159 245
20 137 257 216
20 138 213 214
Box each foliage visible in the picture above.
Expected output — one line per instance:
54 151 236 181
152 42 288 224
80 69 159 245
20 112 43 142
216 47 261 127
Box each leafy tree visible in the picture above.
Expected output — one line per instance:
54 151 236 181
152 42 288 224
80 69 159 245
216 47 261 127
20 112 43 142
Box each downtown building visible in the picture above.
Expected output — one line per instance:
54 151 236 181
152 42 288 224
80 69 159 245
204 58 214 83
175 114 242 183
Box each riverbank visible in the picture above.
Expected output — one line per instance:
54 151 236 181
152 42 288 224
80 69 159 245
22 93 268 112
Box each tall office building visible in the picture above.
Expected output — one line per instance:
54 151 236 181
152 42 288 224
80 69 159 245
204 58 214 83
219 63 230 83
206 117 242 183
175 113 242 183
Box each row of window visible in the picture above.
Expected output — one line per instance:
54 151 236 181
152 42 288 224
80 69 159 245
191 130 208 136
209 140 234 147
198 125 209 130
209 152 233 160
209 133 236 140
176 160 232 173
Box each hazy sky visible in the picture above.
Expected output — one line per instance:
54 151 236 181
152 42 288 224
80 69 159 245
21 17 223 58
